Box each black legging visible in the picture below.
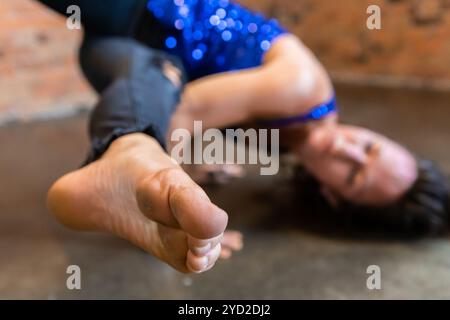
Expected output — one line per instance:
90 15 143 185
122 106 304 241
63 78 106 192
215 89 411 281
37 0 184 163
38 0 145 35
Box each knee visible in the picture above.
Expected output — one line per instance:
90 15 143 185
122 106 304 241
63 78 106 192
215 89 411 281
79 37 147 92
79 37 111 92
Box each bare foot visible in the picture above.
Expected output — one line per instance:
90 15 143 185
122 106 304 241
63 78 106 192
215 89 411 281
47 133 243 273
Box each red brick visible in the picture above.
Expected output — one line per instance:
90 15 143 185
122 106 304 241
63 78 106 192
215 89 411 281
1 0 450 121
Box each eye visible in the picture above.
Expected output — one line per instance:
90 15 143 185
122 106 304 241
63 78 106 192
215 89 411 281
365 141 374 154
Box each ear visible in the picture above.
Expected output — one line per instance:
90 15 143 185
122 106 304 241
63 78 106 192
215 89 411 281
320 186 341 208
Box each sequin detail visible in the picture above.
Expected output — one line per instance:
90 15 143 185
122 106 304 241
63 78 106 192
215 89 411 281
147 0 287 79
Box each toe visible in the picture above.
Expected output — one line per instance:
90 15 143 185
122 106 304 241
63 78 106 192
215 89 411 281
137 168 228 239
202 243 222 272
186 250 209 273
220 248 232 259
170 183 228 239
187 243 222 273
187 233 223 256
222 231 244 251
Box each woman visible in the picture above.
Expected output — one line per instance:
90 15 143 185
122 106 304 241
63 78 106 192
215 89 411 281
40 0 448 275
143 0 449 234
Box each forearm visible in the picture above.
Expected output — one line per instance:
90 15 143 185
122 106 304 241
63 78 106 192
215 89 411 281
180 66 266 131
176 34 334 132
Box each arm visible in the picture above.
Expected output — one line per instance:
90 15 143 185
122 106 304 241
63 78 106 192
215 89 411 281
170 34 334 133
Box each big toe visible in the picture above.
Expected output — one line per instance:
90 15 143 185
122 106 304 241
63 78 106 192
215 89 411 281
137 168 228 239
170 183 228 239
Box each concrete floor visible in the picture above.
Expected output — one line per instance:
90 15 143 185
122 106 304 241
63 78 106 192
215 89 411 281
1 85 450 299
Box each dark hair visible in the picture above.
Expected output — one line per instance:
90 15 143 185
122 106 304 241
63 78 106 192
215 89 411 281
292 158 450 236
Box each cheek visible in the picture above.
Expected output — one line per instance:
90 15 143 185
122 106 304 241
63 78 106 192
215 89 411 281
357 165 409 205
391 156 417 189
369 167 411 204
373 147 417 197
304 157 349 190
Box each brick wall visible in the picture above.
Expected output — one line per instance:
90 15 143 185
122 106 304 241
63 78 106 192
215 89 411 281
241 0 450 87
0 0 94 123
1 0 450 122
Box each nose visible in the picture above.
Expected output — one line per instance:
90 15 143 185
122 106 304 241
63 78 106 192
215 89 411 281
331 137 368 165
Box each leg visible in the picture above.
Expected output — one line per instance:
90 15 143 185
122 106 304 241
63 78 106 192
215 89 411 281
37 0 144 36
48 37 242 273
80 36 183 160
48 133 242 272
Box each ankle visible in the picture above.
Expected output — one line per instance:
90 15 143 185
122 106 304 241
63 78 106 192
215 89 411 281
108 133 162 154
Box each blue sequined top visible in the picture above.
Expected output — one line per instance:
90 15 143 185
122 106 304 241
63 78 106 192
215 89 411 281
147 0 287 80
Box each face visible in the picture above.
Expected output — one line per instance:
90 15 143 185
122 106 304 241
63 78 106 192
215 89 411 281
300 124 418 206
